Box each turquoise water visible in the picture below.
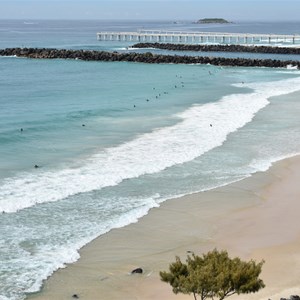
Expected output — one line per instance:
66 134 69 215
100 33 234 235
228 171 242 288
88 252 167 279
1 20 300 300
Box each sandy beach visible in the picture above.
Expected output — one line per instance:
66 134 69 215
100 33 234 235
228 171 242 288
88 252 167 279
28 155 300 300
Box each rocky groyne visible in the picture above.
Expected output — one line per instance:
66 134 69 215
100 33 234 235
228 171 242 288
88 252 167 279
0 48 299 68
132 42 300 55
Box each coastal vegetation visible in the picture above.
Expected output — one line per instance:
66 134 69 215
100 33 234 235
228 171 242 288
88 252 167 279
160 249 265 300
194 18 231 24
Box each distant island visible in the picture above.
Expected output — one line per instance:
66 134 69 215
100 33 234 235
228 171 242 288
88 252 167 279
194 18 231 24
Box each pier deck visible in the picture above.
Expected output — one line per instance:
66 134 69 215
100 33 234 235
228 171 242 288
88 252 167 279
97 30 300 45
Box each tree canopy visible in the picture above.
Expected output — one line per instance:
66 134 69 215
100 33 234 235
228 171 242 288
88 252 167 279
160 249 265 300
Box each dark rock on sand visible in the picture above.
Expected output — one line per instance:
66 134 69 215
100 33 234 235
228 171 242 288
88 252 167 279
279 296 300 300
131 267 143 274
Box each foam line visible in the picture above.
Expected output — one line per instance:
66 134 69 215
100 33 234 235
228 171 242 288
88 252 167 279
1 76 300 213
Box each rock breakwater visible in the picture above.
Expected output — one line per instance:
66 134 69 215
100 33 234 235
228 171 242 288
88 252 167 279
133 43 300 55
0 47 299 68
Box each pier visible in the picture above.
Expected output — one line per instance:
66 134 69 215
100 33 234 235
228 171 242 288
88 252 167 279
97 30 300 45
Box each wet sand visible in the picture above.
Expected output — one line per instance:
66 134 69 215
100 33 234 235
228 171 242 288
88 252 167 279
28 155 300 300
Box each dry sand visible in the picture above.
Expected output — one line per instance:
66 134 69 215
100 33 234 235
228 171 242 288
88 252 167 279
28 155 300 300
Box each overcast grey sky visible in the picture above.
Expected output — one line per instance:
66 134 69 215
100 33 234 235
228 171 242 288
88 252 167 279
0 0 298 21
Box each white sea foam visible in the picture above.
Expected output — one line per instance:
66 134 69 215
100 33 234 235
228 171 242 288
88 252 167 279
114 47 128 50
113 47 154 51
0 55 17 58
129 46 155 49
1 76 300 213
286 64 298 70
276 70 300 74
249 152 300 173
0 194 160 299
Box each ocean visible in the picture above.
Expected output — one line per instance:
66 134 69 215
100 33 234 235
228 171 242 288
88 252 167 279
0 20 300 300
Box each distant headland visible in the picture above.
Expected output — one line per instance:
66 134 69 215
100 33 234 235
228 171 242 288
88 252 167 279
194 18 232 24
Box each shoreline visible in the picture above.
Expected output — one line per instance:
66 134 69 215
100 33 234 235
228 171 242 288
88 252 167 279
28 154 300 300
